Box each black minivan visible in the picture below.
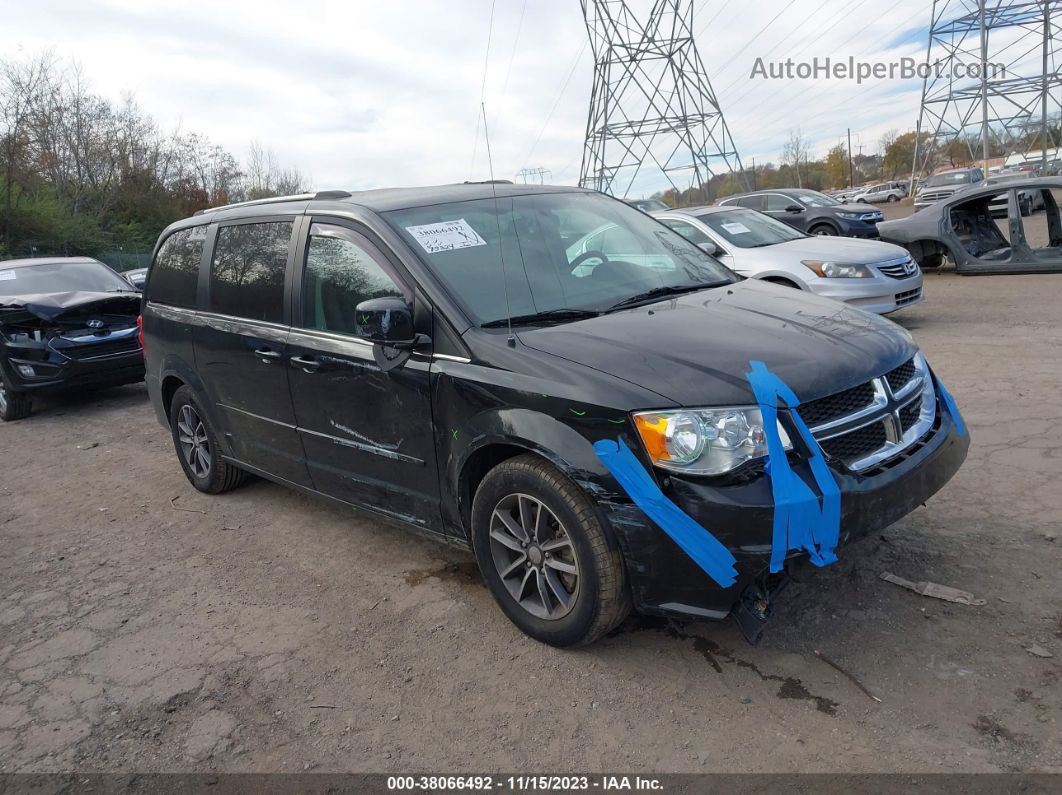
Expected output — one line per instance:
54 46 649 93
141 184 968 647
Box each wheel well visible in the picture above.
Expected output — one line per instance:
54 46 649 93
808 222 837 234
905 239 948 266
763 276 802 289
458 443 535 538
161 375 185 420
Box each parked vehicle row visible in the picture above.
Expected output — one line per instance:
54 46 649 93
130 184 966 647
652 206 922 314
717 188 885 238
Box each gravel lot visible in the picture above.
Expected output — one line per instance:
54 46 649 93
1 206 1060 773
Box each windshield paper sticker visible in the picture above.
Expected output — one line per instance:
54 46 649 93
405 219 486 254
720 222 750 234
0 270 15 281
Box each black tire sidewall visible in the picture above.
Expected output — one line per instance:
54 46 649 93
0 368 31 421
471 460 609 647
169 386 225 493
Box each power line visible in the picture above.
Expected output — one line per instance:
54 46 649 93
742 2 929 137
492 0 529 131
711 0 834 100
468 0 499 180
522 38 588 168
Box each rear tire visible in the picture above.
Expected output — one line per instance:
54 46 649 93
169 385 249 494
471 454 630 647
0 377 31 421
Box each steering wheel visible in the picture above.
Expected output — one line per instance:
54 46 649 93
569 249 609 274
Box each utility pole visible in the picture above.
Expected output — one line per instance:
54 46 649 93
847 128 855 188
751 158 757 190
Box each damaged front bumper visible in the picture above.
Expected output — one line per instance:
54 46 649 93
1 326 144 393
599 399 969 625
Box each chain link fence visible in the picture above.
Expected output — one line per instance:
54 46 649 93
0 243 153 274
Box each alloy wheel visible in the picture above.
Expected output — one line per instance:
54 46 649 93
488 493 580 620
0 383 7 414
177 404 211 479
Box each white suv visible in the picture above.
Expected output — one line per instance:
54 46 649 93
854 184 904 204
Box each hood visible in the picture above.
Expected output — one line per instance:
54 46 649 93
834 203 882 215
518 279 916 407
0 291 141 323
772 236 910 264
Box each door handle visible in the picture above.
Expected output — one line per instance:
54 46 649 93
254 347 282 363
290 355 321 373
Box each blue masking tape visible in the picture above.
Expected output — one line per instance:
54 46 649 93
935 375 967 437
746 360 841 574
593 438 738 589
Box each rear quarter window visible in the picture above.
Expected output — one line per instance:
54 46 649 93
148 226 207 307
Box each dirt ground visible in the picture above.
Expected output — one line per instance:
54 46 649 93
1 209 1060 773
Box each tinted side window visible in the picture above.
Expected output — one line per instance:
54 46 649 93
149 226 206 307
738 195 765 210
301 226 405 335
765 194 791 211
661 219 712 246
209 221 292 322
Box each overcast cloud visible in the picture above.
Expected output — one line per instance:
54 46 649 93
2 0 942 197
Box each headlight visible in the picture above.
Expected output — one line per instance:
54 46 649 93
837 211 869 220
801 260 873 278
633 407 792 476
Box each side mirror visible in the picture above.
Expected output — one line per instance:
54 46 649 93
699 242 725 257
785 204 804 214
355 296 415 347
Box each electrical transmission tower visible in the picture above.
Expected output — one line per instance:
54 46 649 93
579 0 745 200
913 0 1062 179
516 167 553 184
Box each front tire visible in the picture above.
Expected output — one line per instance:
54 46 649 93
810 224 837 236
169 385 248 494
471 455 630 647
0 377 31 421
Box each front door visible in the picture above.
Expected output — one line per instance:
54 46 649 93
194 218 312 486
764 193 806 230
286 221 440 528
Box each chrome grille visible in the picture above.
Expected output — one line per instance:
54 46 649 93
803 353 936 472
876 257 919 279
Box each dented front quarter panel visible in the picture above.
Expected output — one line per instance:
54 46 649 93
430 332 673 542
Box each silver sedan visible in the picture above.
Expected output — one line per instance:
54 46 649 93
653 206 923 314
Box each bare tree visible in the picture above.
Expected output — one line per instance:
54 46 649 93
781 128 810 188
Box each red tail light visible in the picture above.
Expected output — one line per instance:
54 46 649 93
137 314 145 355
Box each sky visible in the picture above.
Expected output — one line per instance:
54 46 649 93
0 0 956 198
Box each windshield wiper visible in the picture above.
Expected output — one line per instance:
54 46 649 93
606 282 723 311
480 308 600 328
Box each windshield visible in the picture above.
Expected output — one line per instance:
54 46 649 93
696 208 805 248
926 172 974 187
789 189 841 207
0 260 134 297
384 192 735 325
